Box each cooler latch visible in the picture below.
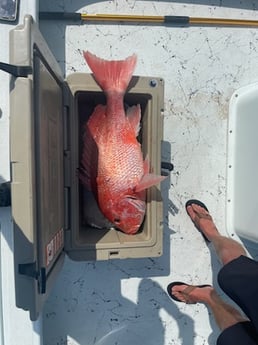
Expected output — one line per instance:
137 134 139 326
18 262 46 294
161 161 174 176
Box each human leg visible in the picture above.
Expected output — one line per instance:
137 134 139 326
167 282 258 344
217 322 258 345
218 255 258 333
167 200 258 343
185 200 258 334
167 283 248 332
185 201 247 265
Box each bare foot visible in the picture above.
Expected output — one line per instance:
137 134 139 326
170 283 214 304
186 203 219 241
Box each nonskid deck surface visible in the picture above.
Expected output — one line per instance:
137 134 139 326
38 1 258 344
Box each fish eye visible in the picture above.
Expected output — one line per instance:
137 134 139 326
114 218 121 224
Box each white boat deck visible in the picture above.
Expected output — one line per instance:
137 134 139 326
39 1 258 344
1 1 258 344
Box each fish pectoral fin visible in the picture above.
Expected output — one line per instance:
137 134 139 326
126 104 141 136
135 173 167 192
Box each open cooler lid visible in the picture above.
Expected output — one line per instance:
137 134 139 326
9 15 65 320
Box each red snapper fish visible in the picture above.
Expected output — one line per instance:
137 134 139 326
80 51 165 234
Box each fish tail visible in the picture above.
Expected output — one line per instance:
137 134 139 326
83 51 137 94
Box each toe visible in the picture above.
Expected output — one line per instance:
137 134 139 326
191 203 209 215
186 205 196 220
171 284 189 303
172 291 187 303
172 284 189 294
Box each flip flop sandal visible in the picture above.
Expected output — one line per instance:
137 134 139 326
167 281 211 304
185 199 211 242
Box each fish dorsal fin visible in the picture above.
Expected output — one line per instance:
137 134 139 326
83 51 137 94
126 104 141 136
135 173 166 192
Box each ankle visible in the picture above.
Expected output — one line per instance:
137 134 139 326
195 286 215 304
206 229 220 240
203 288 222 306
200 225 220 242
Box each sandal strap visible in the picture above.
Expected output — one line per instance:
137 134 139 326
194 212 212 221
182 285 197 304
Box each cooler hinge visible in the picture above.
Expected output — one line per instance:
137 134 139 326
64 186 71 230
64 150 71 186
18 262 46 294
64 151 71 228
0 62 32 77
